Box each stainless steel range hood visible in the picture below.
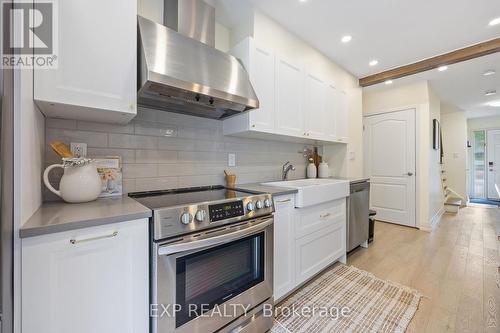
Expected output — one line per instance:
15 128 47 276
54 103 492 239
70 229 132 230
137 0 259 119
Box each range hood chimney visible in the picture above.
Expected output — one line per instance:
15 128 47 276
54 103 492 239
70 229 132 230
164 0 215 47
137 0 259 120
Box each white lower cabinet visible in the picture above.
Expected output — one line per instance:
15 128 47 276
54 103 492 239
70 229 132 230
295 221 345 285
273 195 295 301
22 219 149 333
273 195 347 302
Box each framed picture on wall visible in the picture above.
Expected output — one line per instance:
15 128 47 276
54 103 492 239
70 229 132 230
433 119 440 150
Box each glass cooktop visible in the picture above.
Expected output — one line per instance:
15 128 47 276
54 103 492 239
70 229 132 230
128 185 256 210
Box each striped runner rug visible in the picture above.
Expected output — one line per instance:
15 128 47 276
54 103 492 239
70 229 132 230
271 264 422 333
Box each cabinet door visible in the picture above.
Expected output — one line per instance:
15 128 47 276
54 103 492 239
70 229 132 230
22 219 149 333
304 73 327 139
295 199 345 239
249 43 275 131
275 56 304 137
324 84 338 140
273 195 295 301
335 90 349 142
295 221 345 285
34 0 137 122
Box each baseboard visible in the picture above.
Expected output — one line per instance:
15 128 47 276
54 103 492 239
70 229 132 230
429 206 445 229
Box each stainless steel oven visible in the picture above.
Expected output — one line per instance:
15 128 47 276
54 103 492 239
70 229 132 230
152 216 273 333
129 186 275 333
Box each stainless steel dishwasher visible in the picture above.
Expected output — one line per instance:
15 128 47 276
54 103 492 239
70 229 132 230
347 179 370 252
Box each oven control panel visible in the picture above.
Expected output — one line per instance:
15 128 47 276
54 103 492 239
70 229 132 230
209 201 244 222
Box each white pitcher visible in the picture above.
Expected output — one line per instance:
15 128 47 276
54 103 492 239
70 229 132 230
44 160 102 203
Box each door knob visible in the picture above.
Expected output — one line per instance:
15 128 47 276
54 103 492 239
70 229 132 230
407 172 414 176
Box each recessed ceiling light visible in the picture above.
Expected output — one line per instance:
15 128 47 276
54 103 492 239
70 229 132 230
385 80 393 85
369 60 379 66
437 65 448 72
299 0 308 3
341 35 352 43
483 69 496 76
489 17 500 26
488 101 500 107
485 90 497 96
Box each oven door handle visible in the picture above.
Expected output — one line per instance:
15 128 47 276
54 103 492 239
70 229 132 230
158 218 273 256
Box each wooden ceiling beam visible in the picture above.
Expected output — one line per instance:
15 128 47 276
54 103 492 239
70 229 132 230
359 38 500 87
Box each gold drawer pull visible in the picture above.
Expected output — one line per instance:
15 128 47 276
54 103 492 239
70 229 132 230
275 198 291 203
70 231 118 245
320 213 332 218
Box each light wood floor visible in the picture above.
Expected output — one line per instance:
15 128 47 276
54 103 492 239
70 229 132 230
348 205 499 333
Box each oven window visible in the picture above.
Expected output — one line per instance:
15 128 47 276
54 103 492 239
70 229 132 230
175 232 265 328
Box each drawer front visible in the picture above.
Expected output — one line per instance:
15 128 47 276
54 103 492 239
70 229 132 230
295 222 345 284
295 199 346 238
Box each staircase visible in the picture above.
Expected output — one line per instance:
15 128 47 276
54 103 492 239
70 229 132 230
441 168 464 213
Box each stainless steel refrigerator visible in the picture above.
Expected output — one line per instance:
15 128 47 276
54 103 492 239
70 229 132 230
1 0 15 331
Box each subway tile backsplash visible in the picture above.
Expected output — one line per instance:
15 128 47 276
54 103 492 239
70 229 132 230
44 108 311 201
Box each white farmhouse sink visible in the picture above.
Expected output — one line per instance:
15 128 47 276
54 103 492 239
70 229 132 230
263 178 349 207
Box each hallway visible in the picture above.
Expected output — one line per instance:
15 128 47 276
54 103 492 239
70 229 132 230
348 206 500 332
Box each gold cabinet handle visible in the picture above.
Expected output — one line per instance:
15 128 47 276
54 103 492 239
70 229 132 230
275 198 291 203
320 213 332 218
70 231 118 245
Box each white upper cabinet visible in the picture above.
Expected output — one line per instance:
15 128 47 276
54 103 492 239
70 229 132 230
223 37 349 144
324 83 338 141
249 42 276 131
335 90 349 142
275 55 304 137
303 72 327 139
34 0 137 124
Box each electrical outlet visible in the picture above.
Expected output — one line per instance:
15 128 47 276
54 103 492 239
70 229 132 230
228 153 236 167
70 142 87 158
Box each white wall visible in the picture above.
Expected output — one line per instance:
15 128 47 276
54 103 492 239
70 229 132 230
427 87 443 223
362 81 443 229
363 81 429 115
440 104 467 200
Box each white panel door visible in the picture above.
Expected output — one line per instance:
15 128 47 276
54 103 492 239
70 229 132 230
487 129 500 200
304 73 326 139
249 42 275 131
275 56 304 137
364 109 416 227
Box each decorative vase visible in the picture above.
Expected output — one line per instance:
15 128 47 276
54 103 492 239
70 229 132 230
43 159 102 203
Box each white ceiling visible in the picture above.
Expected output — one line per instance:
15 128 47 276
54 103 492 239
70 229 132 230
364 52 500 118
241 0 500 78
224 0 500 118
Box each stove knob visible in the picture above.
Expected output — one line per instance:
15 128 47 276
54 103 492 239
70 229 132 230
195 210 206 222
180 212 192 225
256 200 264 209
247 202 255 212
264 199 272 208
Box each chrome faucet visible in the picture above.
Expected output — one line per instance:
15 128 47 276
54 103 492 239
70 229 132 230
282 161 296 180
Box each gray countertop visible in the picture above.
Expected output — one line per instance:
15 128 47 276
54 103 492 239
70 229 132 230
20 196 152 238
233 183 298 196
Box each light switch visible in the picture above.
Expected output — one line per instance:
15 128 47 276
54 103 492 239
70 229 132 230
228 153 236 167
